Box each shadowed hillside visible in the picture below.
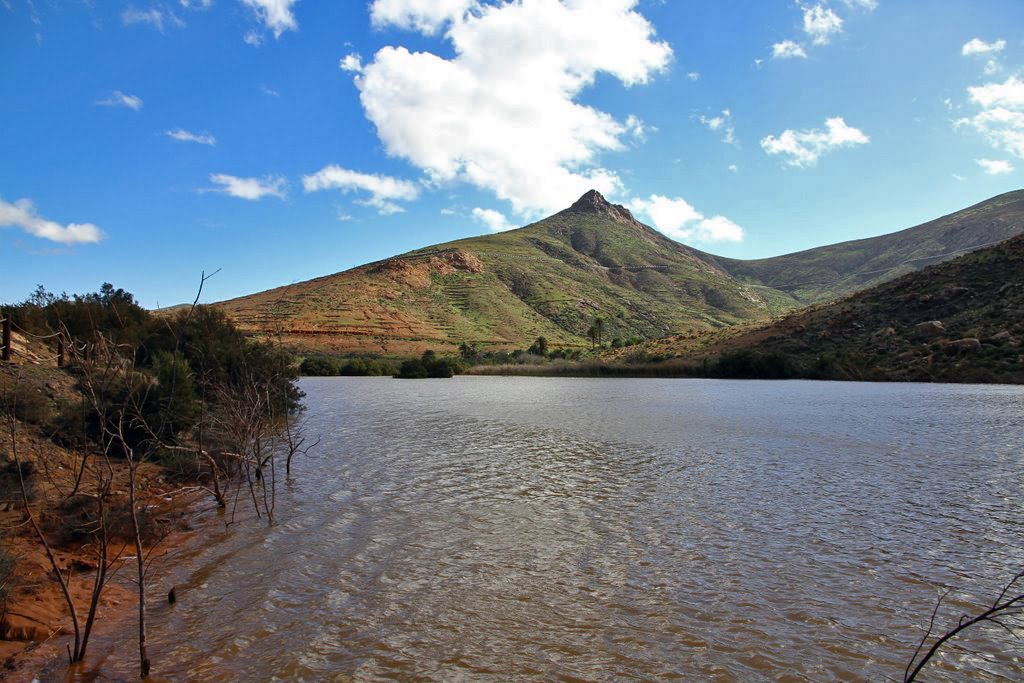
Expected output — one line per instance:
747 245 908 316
627 234 1024 383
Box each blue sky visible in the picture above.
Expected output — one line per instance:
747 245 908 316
2 0 1022 308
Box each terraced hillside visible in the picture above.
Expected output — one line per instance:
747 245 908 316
216 191 798 356
216 189 1024 357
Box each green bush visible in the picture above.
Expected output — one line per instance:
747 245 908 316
394 351 462 379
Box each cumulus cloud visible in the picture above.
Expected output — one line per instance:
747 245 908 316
959 76 1024 159
354 0 672 216
96 90 143 111
699 109 736 145
302 165 420 214
629 195 743 243
975 158 1014 175
241 0 299 39
472 207 514 232
802 3 842 46
339 53 363 73
165 128 216 145
208 173 287 200
962 38 1006 56
0 198 104 244
771 40 807 59
370 0 475 34
842 0 877 9
761 116 869 167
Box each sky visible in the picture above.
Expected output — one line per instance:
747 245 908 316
2 0 1023 308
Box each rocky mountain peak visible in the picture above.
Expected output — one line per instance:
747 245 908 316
567 190 639 227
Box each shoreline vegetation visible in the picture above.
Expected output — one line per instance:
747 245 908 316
0 283 307 678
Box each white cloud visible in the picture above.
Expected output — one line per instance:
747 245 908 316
370 0 475 35
339 53 363 73
967 76 1024 109
771 40 807 59
961 38 1006 56
728 164 738 173
802 3 842 46
699 109 736 145
241 0 299 39
302 164 420 214
208 173 287 200
841 0 877 9
440 207 456 215
0 198 104 244
165 128 216 145
180 0 213 8
960 76 1024 158
472 207 514 232
628 195 743 243
976 158 1014 175
122 6 184 31
354 0 672 216
96 90 143 111
624 114 651 141
687 71 700 81
761 116 869 167
952 173 965 181
260 83 280 97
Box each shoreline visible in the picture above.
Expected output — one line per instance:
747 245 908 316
4 489 229 682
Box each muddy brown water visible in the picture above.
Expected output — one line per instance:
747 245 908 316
46 377 1024 681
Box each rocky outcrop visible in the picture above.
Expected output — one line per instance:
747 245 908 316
914 320 946 338
566 190 642 228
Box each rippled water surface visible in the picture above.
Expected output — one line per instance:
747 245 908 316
75 378 1024 681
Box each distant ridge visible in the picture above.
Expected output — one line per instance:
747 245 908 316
215 189 1024 357
707 189 1024 303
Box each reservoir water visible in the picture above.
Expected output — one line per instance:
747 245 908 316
65 377 1024 681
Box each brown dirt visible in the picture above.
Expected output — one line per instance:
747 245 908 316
0 360 223 681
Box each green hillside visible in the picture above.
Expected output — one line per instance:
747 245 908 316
216 189 1024 358
217 191 797 356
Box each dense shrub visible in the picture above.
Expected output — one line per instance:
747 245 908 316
300 356 398 377
710 350 798 379
394 351 462 379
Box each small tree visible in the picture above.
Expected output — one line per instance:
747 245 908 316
527 336 548 357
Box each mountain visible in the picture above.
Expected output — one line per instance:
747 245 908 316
705 190 1024 304
627 234 1024 384
215 189 1024 357
216 191 798 356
